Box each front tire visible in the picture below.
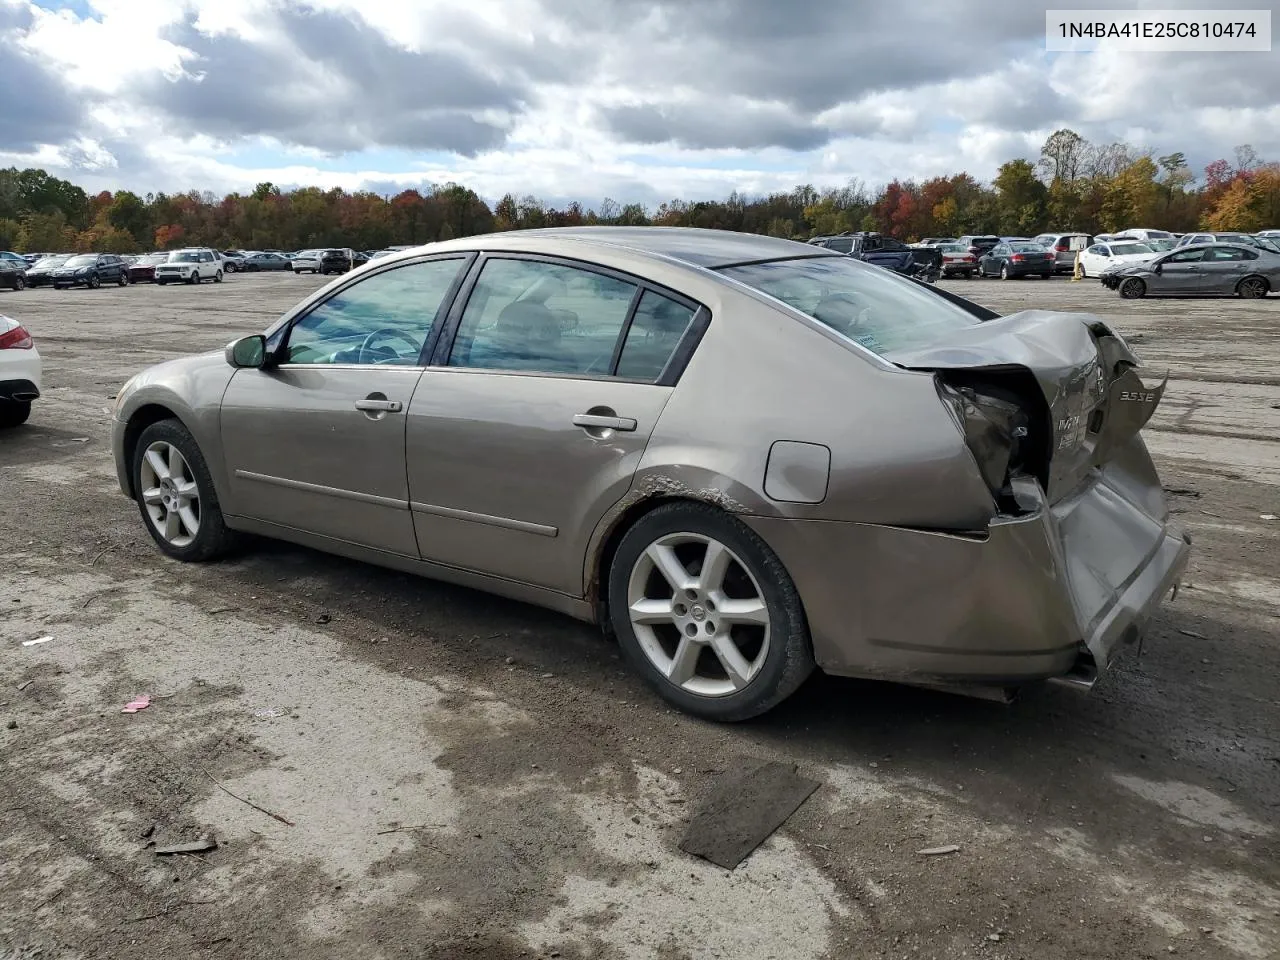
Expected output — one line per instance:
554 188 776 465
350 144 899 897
186 272 198 284
118 272 128 286
131 419 238 562
0 401 31 427
1120 277 1147 299
88 274 101 289
607 501 815 721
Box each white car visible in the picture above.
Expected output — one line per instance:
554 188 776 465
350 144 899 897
1078 240 1158 278
1115 228 1176 243
291 249 323 274
0 314 41 427
154 248 224 285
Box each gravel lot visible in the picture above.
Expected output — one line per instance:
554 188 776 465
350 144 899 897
1 271 1278 960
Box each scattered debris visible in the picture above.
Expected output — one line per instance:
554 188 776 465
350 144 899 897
21 636 53 647
1261 514 1277 521
376 823 445 835
679 760 820 870
315 613 332 624
252 707 287 720
154 838 218 856
987 933 1002 942
917 844 961 857
205 607 236 615
122 694 152 714
1165 487 1201 498
5 719 16 730
200 765 295 826
16 679 34 691
1179 629 1208 640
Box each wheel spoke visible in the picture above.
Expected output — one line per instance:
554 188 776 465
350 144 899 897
696 540 731 594
716 597 769 626
667 636 700 685
145 447 170 481
142 487 164 505
178 505 200 537
163 508 181 541
710 635 753 690
168 445 186 481
646 543 693 593
629 597 674 625
174 480 198 502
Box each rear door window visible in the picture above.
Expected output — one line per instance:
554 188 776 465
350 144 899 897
719 256 982 358
615 291 698 381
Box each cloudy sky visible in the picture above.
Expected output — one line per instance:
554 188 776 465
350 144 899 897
2 0 1277 206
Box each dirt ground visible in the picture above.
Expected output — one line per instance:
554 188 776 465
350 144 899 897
1 269 1277 960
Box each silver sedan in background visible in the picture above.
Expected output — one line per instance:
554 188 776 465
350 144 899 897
111 228 1189 720
1101 242 1279 299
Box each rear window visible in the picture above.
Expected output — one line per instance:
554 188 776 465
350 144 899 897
1009 242 1046 252
718 256 982 358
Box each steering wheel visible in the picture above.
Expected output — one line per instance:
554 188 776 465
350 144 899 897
357 328 422 365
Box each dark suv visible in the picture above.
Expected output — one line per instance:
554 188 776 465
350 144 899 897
807 232 943 280
50 253 130 289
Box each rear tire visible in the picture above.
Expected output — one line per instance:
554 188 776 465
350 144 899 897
1000 264 1010 280
1039 273 1051 280
607 501 815 721
1237 276 1269 299
0 401 31 427
13 275 24 290
1120 277 1147 299
131 419 239 562
214 270 223 283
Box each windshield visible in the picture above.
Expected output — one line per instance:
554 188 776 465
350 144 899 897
169 251 200 263
35 256 68 267
938 244 967 253
1146 239 1175 251
718 256 982 358
1111 243 1153 255
1143 231 1173 239
63 255 96 267
1255 237 1280 254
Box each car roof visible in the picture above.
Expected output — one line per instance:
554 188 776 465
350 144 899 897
510 227 837 269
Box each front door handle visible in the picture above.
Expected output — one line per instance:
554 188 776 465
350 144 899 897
355 398 402 413
573 413 637 432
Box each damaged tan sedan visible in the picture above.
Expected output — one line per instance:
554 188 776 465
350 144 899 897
111 228 1191 720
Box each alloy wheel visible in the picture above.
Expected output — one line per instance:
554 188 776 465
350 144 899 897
627 532 771 697
139 440 201 547
1120 277 1146 299
1238 277 1268 299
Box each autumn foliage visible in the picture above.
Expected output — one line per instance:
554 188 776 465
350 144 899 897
0 131 1275 254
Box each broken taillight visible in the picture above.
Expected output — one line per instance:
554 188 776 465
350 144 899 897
937 379 1041 513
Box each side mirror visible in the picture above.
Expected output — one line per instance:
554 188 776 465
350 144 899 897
1153 263 1163 274
226 334 267 368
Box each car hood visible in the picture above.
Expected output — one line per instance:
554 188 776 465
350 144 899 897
887 309 1165 504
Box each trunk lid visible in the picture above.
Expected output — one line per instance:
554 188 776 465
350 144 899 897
886 310 1166 503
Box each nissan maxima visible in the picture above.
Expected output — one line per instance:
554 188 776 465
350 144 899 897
111 228 1190 720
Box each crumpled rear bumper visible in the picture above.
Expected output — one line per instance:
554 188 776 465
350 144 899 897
744 438 1191 689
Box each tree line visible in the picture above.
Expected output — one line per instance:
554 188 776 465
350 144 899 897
1 130 1276 255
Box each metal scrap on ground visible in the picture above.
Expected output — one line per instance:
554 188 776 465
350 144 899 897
678 760 821 869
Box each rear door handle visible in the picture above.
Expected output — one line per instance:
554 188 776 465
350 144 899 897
573 413 637 432
355 399 402 412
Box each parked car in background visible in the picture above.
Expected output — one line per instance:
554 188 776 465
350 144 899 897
977 241 1054 279
0 251 28 268
220 250 248 272
317 248 369 275
1101 243 1278 299
127 253 168 283
1176 231 1257 249
22 252 52 265
242 252 293 272
1117 228 1176 243
956 235 1001 262
368 249 398 261
155 248 224 285
936 242 978 278
110 227 1190 720
1077 240 1158 277
808 232 942 281
1257 229 1280 239
23 255 70 287
1144 239 1177 252
51 253 130 289
0 259 28 290
0 313 40 427
291 249 323 274
918 237 957 246
1032 232 1093 273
